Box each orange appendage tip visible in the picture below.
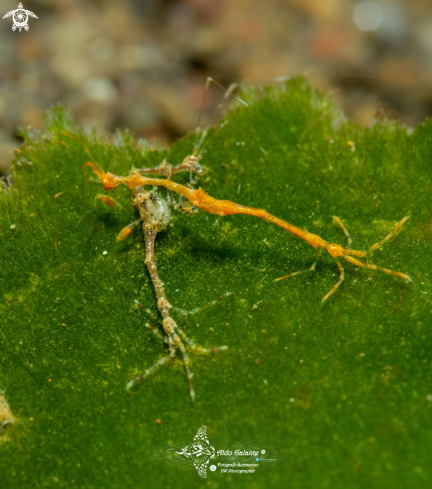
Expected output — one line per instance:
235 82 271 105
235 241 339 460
83 160 105 176
116 225 134 241
96 194 120 208
83 161 98 173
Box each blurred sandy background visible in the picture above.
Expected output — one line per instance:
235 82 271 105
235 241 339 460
1 0 432 176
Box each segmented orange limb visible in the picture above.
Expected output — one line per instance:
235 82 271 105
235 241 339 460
276 216 412 303
86 162 412 303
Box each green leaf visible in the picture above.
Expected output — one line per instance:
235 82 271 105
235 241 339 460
1 78 431 488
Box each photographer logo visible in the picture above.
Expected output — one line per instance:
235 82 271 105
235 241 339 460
3 3 38 32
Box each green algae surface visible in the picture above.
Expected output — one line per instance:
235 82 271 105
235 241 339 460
0 78 431 488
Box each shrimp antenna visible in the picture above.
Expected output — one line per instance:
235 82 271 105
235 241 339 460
60 131 104 173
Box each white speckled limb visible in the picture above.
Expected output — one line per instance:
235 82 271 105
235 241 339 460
127 187 228 403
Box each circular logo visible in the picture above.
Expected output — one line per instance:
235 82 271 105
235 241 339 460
13 9 28 27
210 465 217 472
261 449 266 454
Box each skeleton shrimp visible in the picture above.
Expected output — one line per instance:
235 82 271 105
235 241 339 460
92 158 228 403
87 156 412 305
83 79 411 400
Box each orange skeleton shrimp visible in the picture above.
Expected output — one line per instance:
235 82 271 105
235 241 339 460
86 157 412 304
